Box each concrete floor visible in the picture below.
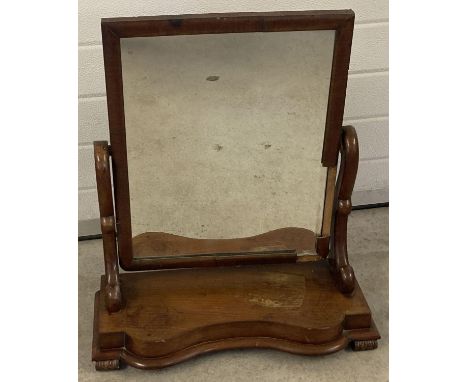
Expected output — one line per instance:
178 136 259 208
78 207 388 381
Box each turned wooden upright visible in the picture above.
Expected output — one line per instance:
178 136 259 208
329 125 359 294
93 142 121 313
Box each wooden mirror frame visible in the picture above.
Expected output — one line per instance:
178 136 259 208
100 10 355 271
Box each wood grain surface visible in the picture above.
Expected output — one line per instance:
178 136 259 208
93 260 379 368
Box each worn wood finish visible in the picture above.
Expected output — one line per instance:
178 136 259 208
130 227 320 270
92 261 380 370
329 126 359 294
101 10 354 270
94 141 122 313
134 227 315 257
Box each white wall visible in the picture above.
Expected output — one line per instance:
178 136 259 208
78 0 388 234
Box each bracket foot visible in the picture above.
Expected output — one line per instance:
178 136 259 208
95 359 120 371
351 339 378 351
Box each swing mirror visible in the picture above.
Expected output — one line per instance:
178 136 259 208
101 12 353 269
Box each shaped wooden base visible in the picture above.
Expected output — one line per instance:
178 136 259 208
92 260 379 370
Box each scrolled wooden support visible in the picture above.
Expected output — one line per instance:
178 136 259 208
94 141 122 313
329 126 358 294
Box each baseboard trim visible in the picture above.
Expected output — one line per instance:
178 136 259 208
78 218 101 239
352 188 388 206
78 233 102 241
353 202 388 210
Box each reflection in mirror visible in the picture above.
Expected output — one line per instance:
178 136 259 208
120 30 335 242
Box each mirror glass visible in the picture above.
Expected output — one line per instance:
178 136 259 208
120 30 335 240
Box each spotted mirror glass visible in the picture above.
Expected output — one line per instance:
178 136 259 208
120 30 335 240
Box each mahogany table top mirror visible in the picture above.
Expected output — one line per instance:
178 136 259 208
92 10 380 371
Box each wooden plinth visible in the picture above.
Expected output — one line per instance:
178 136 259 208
92 260 379 370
